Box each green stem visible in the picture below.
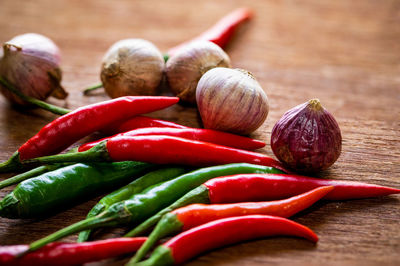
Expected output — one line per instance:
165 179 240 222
129 245 174 266
163 53 170 62
0 76 70 115
124 185 209 238
0 163 69 189
76 203 106 243
0 165 47 189
130 213 182 263
0 152 22 173
22 142 110 166
26 213 118 254
82 83 103 95
77 167 187 243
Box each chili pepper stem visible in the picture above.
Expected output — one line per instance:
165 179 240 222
124 185 210 238
130 213 182 264
163 54 169 62
0 148 79 188
130 245 174 266
0 76 71 115
0 165 47 189
26 212 120 255
0 152 22 173
22 142 110 165
76 203 106 242
82 83 103 95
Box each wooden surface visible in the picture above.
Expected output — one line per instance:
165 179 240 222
0 0 399 265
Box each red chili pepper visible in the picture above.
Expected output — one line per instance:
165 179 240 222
26 135 287 172
0 237 146 266
131 186 332 263
0 96 179 172
167 8 253 57
206 173 400 202
79 127 266 152
102 115 188 135
129 215 318 266
125 173 399 242
176 186 333 230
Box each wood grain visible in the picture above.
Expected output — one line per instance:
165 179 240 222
0 0 399 265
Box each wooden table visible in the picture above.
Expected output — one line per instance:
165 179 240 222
0 0 399 265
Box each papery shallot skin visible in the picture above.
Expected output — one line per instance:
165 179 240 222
100 39 164 98
271 99 342 173
166 41 231 104
0 33 66 106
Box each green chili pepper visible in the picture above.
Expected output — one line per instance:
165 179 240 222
125 161 285 239
77 167 188 242
0 161 153 219
124 185 212 239
27 163 284 253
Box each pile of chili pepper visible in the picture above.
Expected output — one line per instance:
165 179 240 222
0 7 399 266
0 96 179 173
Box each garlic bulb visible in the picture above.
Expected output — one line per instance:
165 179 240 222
0 33 67 106
166 41 231 104
196 68 269 135
101 39 164 98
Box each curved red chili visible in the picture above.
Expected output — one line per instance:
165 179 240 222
19 96 179 160
79 127 266 152
131 215 317 266
130 186 332 263
206 173 400 202
0 237 146 266
177 186 334 230
102 115 187 135
168 8 253 56
27 135 287 172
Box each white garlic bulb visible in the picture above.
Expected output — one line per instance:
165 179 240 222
196 67 269 135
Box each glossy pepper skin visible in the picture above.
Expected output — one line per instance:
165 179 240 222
0 96 179 172
77 167 188 243
167 8 253 58
79 127 266 152
27 136 287 172
133 215 318 266
0 237 146 266
175 187 333 228
131 186 333 263
0 161 153 218
125 172 400 239
27 163 284 253
102 115 187 135
205 173 400 202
